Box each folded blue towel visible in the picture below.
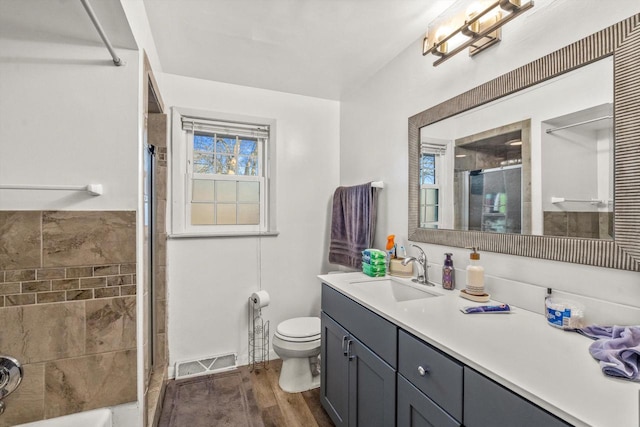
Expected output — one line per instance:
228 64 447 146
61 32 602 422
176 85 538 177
584 325 640 382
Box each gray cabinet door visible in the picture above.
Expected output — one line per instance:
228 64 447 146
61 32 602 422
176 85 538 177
397 375 461 427
321 312 349 427
464 367 571 427
349 336 396 427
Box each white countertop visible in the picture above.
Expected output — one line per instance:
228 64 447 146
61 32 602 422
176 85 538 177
319 272 640 427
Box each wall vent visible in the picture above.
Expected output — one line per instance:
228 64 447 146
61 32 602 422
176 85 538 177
174 353 237 380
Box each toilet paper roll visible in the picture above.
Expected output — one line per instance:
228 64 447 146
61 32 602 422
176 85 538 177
251 290 270 308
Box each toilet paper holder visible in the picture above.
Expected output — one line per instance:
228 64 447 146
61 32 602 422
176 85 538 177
248 293 270 372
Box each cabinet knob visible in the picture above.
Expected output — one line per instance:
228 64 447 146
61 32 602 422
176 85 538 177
417 365 429 376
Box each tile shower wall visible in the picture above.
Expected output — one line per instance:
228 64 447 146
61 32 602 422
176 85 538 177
0 210 137 426
543 211 613 239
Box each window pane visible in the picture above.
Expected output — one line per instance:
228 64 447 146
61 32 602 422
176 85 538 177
424 205 439 223
216 204 237 224
238 204 260 224
237 155 258 176
239 139 257 155
193 152 214 174
239 139 259 176
216 181 237 202
194 135 214 151
420 154 436 185
420 188 439 226
191 203 215 225
216 136 235 154
215 154 234 174
192 180 215 202
425 188 439 205
238 181 259 202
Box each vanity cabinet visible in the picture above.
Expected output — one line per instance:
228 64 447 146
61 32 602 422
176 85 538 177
321 285 397 427
321 283 573 427
398 329 570 427
464 367 571 427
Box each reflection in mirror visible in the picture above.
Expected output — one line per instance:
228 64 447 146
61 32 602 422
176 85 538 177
418 56 613 237
542 104 613 240
453 120 530 235
419 140 446 229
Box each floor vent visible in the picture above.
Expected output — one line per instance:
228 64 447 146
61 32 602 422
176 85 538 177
175 353 237 380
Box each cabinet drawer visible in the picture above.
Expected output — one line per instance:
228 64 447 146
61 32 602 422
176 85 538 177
322 283 397 368
398 330 463 422
464 367 571 427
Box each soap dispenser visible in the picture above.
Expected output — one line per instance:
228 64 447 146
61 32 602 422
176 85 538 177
466 248 485 296
442 253 455 290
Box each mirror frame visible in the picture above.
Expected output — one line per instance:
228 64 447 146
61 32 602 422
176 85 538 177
409 14 640 271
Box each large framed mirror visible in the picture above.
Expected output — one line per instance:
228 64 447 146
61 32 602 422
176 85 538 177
408 14 640 271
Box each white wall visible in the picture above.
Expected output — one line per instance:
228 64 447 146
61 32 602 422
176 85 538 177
340 0 640 312
160 73 340 367
1 7 143 426
0 38 139 210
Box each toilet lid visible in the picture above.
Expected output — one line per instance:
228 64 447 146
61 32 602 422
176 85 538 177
276 317 320 339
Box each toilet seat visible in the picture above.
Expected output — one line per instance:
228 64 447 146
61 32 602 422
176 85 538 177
275 317 321 342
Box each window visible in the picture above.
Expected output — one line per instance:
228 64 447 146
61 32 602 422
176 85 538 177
419 143 446 229
171 108 276 236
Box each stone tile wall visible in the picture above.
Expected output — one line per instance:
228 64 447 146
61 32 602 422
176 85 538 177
0 263 136 307
543 211 613 239
0 210 137 426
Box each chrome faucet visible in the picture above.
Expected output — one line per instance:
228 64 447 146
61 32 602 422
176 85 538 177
0 355 23 415
401 245 431 286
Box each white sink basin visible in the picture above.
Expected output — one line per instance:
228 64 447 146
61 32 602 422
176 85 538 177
348 277 441 302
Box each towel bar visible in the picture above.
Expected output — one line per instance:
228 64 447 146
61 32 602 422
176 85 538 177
0 184 103 196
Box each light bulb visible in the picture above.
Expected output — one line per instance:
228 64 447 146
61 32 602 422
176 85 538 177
434 26 450 55
463 3 482 36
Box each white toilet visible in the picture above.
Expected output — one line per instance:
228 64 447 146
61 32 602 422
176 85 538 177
272 316 321 393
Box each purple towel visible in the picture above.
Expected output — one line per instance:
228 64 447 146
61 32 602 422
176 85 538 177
584 325 640 382
328 183 378 269
577 325 614 340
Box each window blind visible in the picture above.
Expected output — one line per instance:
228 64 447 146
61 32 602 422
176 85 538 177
421 143 447 155
182 117 269 139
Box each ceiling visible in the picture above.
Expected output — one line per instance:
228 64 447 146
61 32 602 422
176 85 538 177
0 0 453 100
143 0 454 100
0 0 136 51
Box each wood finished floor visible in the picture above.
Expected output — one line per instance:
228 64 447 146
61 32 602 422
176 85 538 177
245 359 334 427
159 359 334 427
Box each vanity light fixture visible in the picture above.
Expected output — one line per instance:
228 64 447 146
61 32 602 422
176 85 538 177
423 0 534 66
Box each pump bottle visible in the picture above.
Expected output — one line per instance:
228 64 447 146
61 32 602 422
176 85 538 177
466 248 485 296
442 253 455 290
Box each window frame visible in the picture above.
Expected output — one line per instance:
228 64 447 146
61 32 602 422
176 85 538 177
170 107 278 237
420 153 441 229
